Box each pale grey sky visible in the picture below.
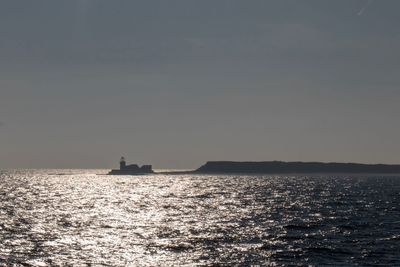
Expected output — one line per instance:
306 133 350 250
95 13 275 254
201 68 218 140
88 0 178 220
1 0 400 169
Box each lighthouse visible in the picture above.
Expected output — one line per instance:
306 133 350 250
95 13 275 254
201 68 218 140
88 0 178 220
109 157 154 175
120 157 126 170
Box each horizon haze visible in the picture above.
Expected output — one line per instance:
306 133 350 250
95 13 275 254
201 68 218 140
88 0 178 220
1 0 400 169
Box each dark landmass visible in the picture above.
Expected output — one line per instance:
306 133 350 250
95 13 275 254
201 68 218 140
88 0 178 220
193 161 400 174
108 168 154 175
108 157 400 175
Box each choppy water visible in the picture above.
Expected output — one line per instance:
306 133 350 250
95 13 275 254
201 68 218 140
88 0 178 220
1 170 400 266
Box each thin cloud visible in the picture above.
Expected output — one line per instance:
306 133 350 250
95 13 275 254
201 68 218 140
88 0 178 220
358 0 374 16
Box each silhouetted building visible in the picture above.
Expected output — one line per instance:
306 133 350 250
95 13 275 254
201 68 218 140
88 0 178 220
108 157 154 175
120 157 126 169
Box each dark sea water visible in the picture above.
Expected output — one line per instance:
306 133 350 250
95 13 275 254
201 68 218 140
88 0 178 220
0 170 400 266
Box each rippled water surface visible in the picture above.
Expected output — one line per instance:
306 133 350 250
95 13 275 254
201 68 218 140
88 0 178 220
1 170 400 266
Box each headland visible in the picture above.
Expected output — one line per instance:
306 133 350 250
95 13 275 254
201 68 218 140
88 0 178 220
193 161 400 174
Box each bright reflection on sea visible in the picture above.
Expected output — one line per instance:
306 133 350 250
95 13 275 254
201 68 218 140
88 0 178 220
1 169 400 266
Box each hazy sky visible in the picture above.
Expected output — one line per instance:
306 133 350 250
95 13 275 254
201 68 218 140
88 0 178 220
1 0 400 169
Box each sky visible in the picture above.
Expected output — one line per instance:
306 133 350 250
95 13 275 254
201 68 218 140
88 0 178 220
1 0 400 169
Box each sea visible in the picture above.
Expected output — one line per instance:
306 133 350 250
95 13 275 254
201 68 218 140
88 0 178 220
0 169 399 266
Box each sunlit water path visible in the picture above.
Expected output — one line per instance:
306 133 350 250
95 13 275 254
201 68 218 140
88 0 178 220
1 170 400 266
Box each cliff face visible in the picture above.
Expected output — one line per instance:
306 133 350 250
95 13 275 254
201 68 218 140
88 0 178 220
195 161 400 174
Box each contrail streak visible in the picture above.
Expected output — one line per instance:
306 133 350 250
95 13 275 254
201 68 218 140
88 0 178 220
358 0 374 16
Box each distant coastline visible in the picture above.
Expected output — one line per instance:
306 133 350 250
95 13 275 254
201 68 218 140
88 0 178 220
192 161 400 174
109 159 400 175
